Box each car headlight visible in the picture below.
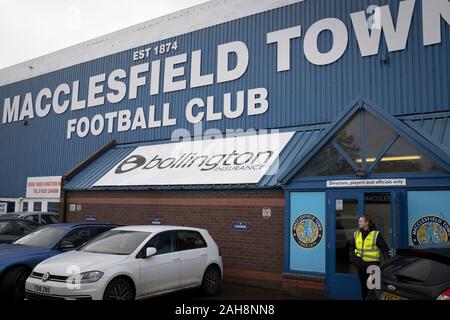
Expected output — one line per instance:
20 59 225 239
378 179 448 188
67 271 104 284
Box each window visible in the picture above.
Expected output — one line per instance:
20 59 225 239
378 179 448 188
22 202 29 212
335 112 362 164
80 230 150 255
335 199 359 275
15 227 66 247
5 201 15 213
145 231 174 255
91 227 112 238
33 202 42 212
298 142 355 176
371 137 444 174
47 202 60 213
0 221 14 235
16 220 40 233
383 256 450 285
60 227 97 249
24 214 41 224
364 112 396 160
175 230 207 251
297 109 445 177
364 192 392 249
41 214 59 224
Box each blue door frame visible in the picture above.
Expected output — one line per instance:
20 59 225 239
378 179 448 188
325 189 403 300
326 191 364 300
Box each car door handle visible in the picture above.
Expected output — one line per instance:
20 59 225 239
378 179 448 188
172 257 180 262
201 253 207 257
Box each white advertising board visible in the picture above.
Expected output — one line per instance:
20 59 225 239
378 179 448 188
94 132 294 186
26 176 62 199
0 203 7 214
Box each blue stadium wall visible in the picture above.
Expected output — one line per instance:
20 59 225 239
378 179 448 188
0 0 449 197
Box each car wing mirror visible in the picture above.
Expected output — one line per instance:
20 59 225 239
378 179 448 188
145 247 157 258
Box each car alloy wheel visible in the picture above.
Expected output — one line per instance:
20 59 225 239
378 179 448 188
104 279 134 301
13 268 30 301
0 266 30 301
201 267 221 296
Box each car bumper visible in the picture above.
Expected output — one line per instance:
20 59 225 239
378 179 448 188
25 276 108 300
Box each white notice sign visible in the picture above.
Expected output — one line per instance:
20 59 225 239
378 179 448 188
0 203 7 214
336 199 344 211
327 179 407 188
94 132 294 187
26 176 62 199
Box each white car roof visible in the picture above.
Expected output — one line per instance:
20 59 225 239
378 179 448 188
112 225 206 233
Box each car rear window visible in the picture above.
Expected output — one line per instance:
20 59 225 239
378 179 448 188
42 215 59 224
16 220 40 232
0 221 14 235
175 230 207 251
383 255 450 285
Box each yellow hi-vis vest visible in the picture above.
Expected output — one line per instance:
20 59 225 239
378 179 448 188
354 230 381 262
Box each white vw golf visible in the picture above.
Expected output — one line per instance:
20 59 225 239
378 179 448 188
25 225 223 300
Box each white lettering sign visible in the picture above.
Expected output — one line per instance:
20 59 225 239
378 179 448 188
94 132 294 186
0 203 7 214
327 179 407 188
26 176 62 199
1 0 449 140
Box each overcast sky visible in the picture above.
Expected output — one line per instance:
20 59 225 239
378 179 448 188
0 0 209 69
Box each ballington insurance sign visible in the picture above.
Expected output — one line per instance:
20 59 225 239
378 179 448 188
94 132 294 186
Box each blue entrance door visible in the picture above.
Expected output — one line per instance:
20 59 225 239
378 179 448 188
326 190 397 299
326 191 364 299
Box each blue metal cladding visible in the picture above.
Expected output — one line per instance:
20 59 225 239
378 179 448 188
63 146 136 191
1 0 450 197
259 127 326 187
401 111 450 158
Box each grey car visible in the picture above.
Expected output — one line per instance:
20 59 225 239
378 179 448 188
0 218 41 243
0 212 59 225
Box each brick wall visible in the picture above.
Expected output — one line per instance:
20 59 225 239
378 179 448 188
65 190 285 274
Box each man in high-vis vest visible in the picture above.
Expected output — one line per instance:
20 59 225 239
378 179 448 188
350 214 390 300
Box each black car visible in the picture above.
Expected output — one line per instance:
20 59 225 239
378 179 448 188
381 246 450 300
0 218 41 244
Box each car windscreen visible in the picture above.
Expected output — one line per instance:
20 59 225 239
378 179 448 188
14 226 66 247
79 230 151 255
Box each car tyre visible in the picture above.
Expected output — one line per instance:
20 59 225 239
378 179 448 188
201 265 221 296
103 278 135 301
0 266 30 301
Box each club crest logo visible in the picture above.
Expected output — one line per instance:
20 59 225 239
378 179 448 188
292 213 323 249
411 215 450 245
